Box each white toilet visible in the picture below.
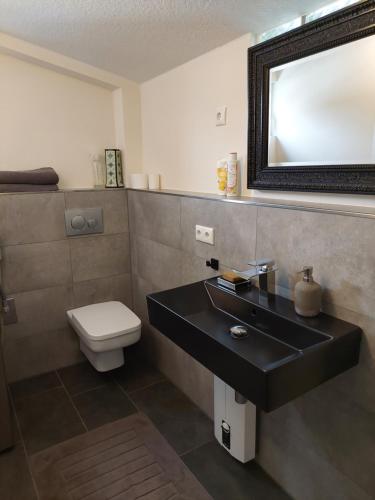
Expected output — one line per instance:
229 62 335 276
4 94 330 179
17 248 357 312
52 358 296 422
67 301 141 372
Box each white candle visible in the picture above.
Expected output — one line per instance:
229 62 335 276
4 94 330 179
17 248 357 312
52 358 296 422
148 173 160 190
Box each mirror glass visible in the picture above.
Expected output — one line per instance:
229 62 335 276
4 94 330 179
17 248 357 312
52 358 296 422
268 35 375 167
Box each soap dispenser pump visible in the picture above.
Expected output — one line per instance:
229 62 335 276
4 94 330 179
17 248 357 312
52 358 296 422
294 266 322 317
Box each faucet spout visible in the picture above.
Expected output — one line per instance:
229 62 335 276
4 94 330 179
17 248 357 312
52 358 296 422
232 258 277 296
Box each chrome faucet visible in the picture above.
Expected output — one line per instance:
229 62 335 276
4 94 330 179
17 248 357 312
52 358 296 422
234 258 277 296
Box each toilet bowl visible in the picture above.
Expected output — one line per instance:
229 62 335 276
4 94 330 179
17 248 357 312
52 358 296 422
67 301 141 372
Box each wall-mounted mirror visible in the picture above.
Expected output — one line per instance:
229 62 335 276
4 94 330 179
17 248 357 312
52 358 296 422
248 1 375 193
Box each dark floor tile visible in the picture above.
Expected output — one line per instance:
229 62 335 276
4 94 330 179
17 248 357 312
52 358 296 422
131 380 214 455
10 371 61 402
14 387 85 455
57 361 111 396
0 442 38 500
11 409 22 443
183 441 291 500
72 381 137 430
112 354 165 393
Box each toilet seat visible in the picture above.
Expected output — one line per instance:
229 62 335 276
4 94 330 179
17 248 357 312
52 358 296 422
67 301 141 341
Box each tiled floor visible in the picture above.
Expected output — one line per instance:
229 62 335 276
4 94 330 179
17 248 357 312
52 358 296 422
2 353 290 500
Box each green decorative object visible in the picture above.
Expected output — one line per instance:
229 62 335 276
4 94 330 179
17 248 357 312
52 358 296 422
105 149 124 188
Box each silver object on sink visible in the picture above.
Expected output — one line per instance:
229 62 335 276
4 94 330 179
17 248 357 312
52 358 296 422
229 325 249 339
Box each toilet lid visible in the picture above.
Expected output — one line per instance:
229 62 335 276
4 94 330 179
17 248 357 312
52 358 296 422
70 301 141 341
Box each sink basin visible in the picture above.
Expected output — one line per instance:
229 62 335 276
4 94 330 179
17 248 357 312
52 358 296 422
147 278 361 412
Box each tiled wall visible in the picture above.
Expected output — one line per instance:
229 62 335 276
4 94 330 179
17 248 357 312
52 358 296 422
128 189 375 500
1 186 374 499
128 190 258 418
0 189 132 381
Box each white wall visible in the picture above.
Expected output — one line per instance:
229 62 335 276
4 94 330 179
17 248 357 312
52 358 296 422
0 31 143 189
141 34 375 207
0 53 115 188
141 35 252 195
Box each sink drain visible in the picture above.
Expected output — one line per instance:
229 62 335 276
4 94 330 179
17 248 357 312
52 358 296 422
230 325 249 339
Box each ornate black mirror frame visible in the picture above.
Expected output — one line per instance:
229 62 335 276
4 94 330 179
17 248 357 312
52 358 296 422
247 0 375 194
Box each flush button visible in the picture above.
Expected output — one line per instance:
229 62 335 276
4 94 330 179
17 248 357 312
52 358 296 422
87 218 97 229
65 207 104 236
71 215 86 230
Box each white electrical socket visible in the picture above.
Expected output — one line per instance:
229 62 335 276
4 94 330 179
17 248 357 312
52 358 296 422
195 225 214 245
216 106 227 126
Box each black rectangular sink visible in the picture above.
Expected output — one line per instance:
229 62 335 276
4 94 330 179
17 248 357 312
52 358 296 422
147 278 362 412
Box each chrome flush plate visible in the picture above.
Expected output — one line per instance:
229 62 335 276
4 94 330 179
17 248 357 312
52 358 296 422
65 207 104 236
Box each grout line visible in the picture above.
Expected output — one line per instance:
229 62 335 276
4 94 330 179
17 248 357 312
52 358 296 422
70 381 112 398
64 188 76 297
114 376 214 460
10 396 41 500
55 370 88 433
126 378 166 395
6 270 133 298
112 378 142 413
10 383 63 403
123 378 166 398
2 230 130 250
178 436 215 458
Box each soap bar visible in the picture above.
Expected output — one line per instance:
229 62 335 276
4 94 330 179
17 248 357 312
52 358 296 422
221 272 246 283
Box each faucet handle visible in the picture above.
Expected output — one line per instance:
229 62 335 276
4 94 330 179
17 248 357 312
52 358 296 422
248 259 276 272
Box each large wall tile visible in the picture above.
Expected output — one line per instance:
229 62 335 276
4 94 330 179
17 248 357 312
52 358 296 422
180 252 220 284
128 190 181 248
4 327 83 382
256 207 375 318
183 356 214 419
132 273 214 419
140 321 213 419
257 418 372 500
1 189 132 384
65 189 129 234
0 192 66 245
73 273 132 309
132 274 159 322
295 383 375 496
321 303 375 412
70 232 130 282
181 197 257 270
133 235 183 290
4 286 74 338
258 369 375 498
3 240 71 293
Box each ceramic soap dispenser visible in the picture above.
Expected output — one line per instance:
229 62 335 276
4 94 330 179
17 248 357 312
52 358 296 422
294 266 322 317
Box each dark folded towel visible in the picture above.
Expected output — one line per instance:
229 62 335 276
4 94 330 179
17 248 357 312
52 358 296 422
0 167 59 185
0 184 58 193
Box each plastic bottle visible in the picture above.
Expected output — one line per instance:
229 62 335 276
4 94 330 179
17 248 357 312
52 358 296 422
294 266 322 317
226 152 238 197
217 159 227 195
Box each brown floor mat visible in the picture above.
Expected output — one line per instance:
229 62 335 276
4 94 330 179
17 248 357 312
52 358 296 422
30 413 212 500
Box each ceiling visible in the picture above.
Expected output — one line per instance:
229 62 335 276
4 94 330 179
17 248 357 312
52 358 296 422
0 0 328 82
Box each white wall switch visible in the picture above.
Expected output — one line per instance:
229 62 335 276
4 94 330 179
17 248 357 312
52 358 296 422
216 106 227 126
196 225 214 245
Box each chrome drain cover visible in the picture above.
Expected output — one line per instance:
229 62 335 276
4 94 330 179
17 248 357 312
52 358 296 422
230 325 249 339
